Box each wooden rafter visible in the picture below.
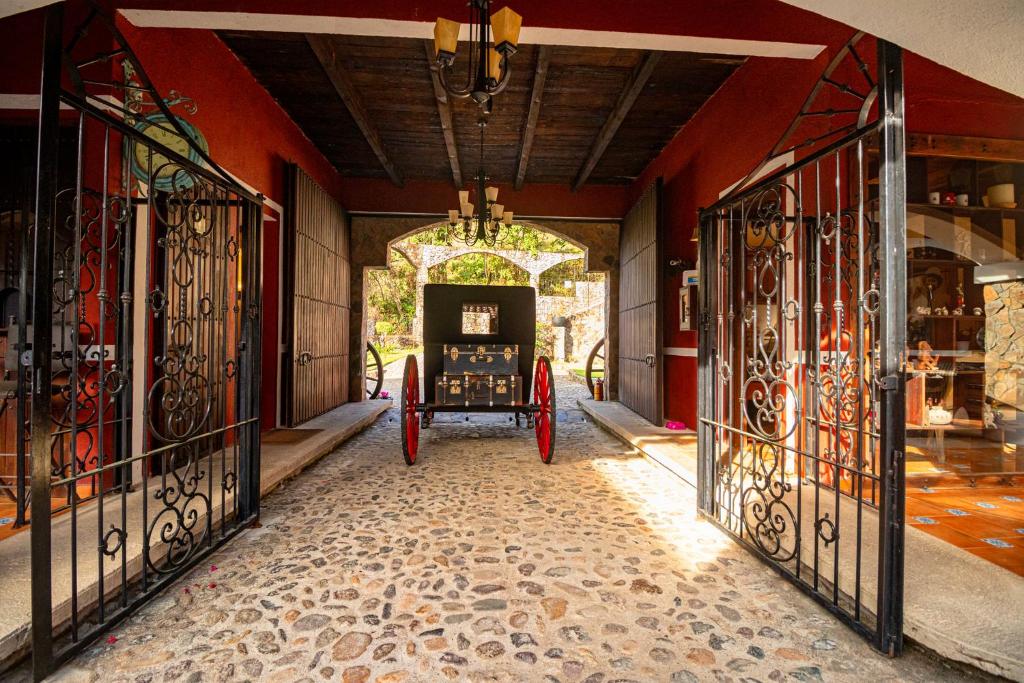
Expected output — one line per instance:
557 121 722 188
514 45 551 190
423 40 462 188
306 33 404 187
572 51 661 191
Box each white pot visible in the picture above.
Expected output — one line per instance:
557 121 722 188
987 183 1015 206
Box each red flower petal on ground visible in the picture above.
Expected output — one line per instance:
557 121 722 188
210 564 218 572
106 635 117 644
208 582 217 589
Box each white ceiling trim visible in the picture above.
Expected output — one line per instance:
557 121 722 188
118 9 825 59
780 0 1024 97
0 0 57 20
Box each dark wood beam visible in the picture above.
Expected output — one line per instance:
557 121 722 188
572 51 661 191
306 33 404 187
514 45 551 190
423 40 462 188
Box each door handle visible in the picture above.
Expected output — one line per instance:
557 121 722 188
644 354 656 368
298 351 313 366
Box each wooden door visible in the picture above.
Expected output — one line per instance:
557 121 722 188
618 179 663 424
283 164 350 425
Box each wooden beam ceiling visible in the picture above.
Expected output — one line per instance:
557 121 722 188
306 33 405 187
572 51 662 191
423 40 462 188
220 33 741 188
514 45 550 190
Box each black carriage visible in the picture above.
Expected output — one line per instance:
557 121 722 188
399 284 556 465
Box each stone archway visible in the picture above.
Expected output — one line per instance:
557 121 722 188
348 216 620 402
409 244 583 339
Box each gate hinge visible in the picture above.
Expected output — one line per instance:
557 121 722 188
878 375 900 391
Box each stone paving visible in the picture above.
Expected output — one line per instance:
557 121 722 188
49 376 985 683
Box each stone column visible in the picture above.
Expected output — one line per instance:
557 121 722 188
605 270 619 400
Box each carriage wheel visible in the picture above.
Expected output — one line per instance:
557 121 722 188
365 343 384 399
533 356 556 464
400 355 420 466
585 338 605 398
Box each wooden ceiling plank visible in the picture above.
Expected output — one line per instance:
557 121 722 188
423 40 462 188
572 51 661 191
514 45 551 190
306 33 405 187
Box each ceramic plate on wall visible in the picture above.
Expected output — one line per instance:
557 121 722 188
127 113 209 192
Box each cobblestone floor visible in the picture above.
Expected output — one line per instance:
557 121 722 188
53 376 983 682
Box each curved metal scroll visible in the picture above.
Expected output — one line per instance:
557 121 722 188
720 31 879 205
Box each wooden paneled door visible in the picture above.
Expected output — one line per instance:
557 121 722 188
618 179 663 425
283 164 351 425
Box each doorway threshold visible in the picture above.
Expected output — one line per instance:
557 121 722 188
577 398 1024 681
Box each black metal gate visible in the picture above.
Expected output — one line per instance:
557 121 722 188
23 5 263 678
697 37 906 654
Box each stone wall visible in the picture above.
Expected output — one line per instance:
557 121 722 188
349 216 620 401
985 282 1024 415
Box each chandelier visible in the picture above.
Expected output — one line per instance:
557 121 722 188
433 0 522 108
445 118 513 248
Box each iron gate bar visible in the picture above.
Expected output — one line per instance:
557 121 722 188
697 39 906 656
875 39 907 657
30 4 63 674
27 3 264 679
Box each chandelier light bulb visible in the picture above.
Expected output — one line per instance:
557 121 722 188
448 209 460 224
485 186 499 203
491 203 504 220
502 211 513 226
458 190 470 205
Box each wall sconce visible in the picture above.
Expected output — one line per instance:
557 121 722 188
666 258 693 275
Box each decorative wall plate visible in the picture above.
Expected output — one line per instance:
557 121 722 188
127 113 209 192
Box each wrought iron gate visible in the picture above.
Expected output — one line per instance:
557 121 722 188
24 5 263 678
697 37 906 654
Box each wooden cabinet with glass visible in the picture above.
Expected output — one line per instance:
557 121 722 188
870 134 1024 479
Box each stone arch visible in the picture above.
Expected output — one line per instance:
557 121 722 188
348 214 620 402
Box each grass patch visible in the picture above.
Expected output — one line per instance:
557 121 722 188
379 347 422 367
571 368 603 379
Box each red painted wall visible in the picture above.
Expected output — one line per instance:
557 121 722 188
117 20 353 431
634 48 1024 428
339 178 627 218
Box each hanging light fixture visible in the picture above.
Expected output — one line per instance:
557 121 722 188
433 1 522 108
445 117 513 247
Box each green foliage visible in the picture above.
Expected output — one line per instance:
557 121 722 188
366 255 416 337
411 223 580 256
536 321 555 358
429 252 530 286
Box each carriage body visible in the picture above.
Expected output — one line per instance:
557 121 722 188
399 284 556 464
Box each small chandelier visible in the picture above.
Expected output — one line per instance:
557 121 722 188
446 119 513 247
433 0 522 108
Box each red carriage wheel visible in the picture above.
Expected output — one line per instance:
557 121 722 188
400 355 420 465
533 356 556 464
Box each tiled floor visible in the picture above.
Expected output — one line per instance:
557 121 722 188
906 485 1024 576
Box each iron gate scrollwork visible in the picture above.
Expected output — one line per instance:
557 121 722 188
697 36 906 654
26 4 263 679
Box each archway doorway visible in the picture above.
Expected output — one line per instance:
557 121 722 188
364 223 607 395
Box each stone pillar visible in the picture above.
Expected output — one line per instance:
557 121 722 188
605 270 619 400
349 265 367 403
412 261 427 341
